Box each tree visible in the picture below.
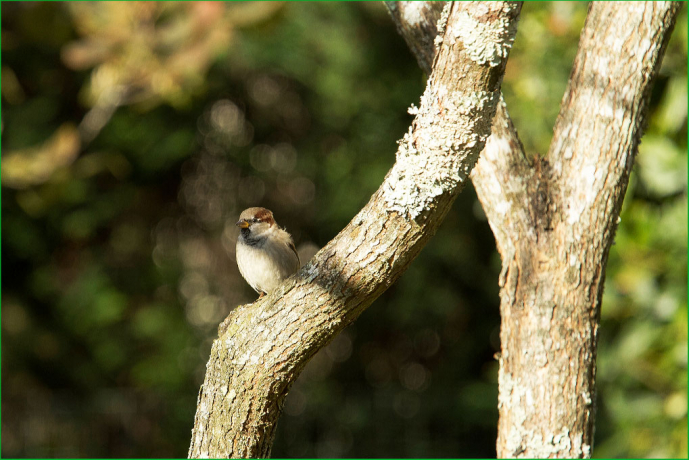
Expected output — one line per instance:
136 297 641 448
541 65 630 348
188 2 522 457
387 1 681 457
188 1 681 458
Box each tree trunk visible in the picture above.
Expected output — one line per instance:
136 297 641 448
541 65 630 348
386 1 681 458
187 3 523 458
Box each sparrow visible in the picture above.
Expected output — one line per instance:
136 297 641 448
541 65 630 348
235 207 300 298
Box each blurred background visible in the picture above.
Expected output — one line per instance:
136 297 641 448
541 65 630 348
1 2 686 458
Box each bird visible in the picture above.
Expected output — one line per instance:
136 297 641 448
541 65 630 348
235 207 300 298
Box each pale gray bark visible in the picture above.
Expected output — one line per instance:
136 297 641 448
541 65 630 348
386 1 681 458
187 3 523 458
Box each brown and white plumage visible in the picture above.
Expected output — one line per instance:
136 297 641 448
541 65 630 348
235 207 300 297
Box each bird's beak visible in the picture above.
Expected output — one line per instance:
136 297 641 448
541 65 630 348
236 220 250 229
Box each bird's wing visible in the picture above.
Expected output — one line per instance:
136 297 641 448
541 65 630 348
289 240 300 268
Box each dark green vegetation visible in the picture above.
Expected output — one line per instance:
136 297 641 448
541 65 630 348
2 3 686 457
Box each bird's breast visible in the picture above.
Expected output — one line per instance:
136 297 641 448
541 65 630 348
236 238 299 294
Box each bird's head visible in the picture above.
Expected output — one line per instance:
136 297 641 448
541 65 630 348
236 207 276 242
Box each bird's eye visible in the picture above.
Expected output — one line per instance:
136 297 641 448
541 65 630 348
252 218 260 223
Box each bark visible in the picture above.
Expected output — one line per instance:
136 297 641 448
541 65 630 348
385 1 444 75
386 1 681 458
187 3 522 458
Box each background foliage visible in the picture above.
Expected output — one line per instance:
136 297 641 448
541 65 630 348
2 2 686 458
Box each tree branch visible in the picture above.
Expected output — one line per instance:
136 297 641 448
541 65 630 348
384 1 532 270
188 2 523 458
